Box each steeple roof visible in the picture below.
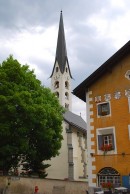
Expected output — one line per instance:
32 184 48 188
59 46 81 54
50 11 72 78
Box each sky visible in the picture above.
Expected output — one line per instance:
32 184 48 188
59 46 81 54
1 0 130 121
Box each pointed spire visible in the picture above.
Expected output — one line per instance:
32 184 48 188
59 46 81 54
50 11 72 78
55 11 67 73
56 11 67 73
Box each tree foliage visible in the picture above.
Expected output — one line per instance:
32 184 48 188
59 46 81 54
0 55 64 176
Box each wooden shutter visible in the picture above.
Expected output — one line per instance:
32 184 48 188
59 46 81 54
98 135 103 150
107 103 110 115
112 134 115 150
97 104 101 116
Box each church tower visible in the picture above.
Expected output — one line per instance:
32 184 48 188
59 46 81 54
50 11 72 111
46 11 87 182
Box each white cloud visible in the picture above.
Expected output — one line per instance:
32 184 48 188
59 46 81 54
87 5 130 50
72 95 86 121
3 26 57 63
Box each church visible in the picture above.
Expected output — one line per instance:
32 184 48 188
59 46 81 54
45 11 87 182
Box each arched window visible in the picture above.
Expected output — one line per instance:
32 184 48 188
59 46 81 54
66 67 68 72
56 67 59 72
65 103 69 109
55 92 59 98
98 167 120 187
54 81 59 89
65 81 69 89
65 92 69 99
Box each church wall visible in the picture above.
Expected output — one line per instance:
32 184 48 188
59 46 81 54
45 122 68 180
72 127 87 181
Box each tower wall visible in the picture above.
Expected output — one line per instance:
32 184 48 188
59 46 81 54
51 61 72 111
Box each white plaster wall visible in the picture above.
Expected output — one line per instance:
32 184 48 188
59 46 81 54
45 122 68 180
72 128 87 181
72 129 79 180
51 62 72 111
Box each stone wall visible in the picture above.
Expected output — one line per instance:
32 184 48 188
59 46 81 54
0 176 88 194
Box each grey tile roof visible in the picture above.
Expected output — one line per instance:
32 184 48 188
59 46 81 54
63 110 87 132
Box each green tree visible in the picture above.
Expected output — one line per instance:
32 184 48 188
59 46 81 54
0 55 64 176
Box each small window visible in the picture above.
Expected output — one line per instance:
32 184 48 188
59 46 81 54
97 102 110 116
98 134 115 151
55 92 59 98
65 81 69 89
66 67 68 72
56 67 59 72
65 103 69 109
54 81 59 89
103 134 112 145
65 92 69 99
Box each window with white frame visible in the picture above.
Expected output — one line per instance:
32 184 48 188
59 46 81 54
103 134 112 145
97 102 110 117
97 127 116 154
98 134 114 151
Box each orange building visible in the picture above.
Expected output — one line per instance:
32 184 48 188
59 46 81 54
73 41 130 188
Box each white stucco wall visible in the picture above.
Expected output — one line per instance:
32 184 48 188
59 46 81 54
72 128 87 181
45 122 68 180
51 62 72 111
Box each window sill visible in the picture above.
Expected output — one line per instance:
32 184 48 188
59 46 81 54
98 150 115 155
97 114 111 118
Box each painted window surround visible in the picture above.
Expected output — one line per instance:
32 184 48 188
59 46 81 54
96 126 117 155
97 101 111 118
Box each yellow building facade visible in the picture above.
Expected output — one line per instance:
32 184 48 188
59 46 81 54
73 41 130 188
